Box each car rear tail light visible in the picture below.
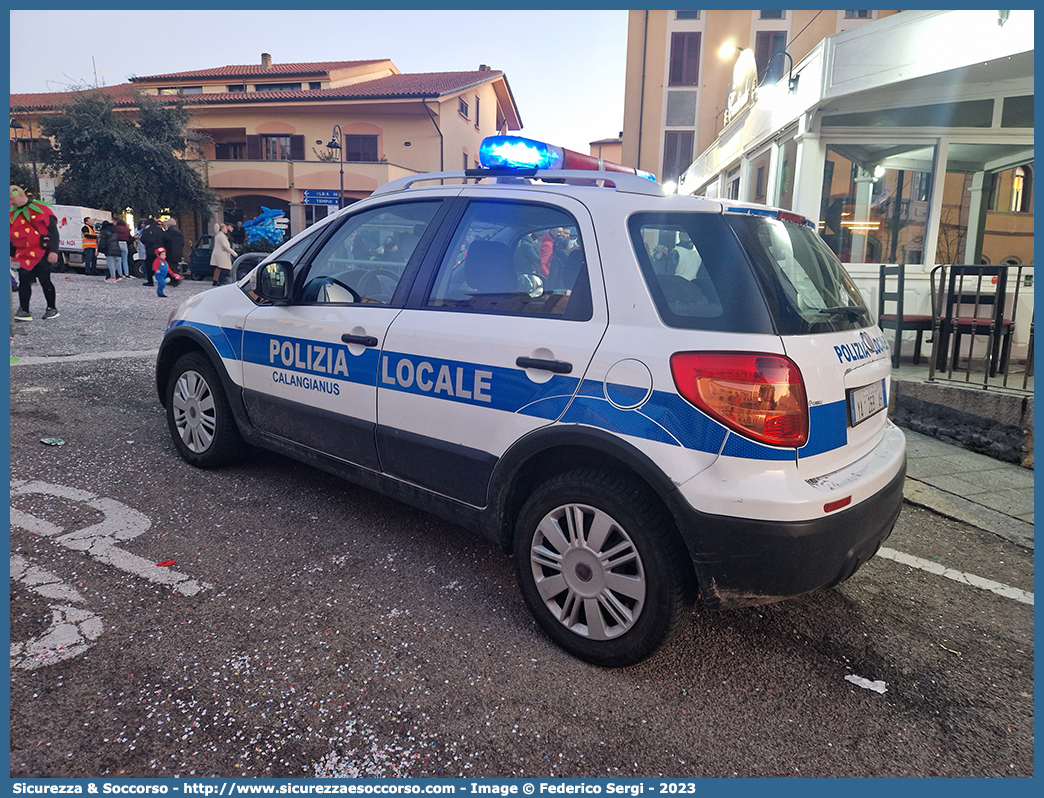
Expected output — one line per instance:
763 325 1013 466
670 352 809 447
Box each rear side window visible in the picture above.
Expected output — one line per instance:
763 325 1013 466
629 213 774 333
726 215 870 334
426 200 592 320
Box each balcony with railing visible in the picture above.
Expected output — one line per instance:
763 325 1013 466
193 158 421 195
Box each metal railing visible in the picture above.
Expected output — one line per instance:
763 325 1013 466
927 264 1034 393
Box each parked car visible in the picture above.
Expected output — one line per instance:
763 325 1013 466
187 235 213 280
155 135 906 667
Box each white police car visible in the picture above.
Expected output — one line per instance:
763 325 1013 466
157 135 905 667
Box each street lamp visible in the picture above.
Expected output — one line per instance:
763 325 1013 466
325 124 344 209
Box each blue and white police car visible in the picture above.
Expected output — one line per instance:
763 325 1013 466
156 135 906 666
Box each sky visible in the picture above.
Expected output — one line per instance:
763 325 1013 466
9 9 629 154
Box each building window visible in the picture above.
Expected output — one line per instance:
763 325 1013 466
662 131 695 181
261 135 292 161
726 167 740 200
755 166 765 200
215 142 245 160
1010 166 1032 213
309 82 322 90
755 30 788 84
159 86 201 96
255 82 302 92
475 96 481 128
676 10 700 19
463 152 469 170
345 135 379 162
669 32 701 86
459 97 469 119
227 84 247 92
844 10 872 19
759 10 784 19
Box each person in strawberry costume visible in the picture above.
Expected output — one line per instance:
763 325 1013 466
10 185 60 321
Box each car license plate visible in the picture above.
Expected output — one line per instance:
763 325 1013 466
848 380 886 427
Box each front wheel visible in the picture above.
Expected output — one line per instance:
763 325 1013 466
513 469 694 667
165 352 247 468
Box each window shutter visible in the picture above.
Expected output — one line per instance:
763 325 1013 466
246 135 261 160
290 135 305 161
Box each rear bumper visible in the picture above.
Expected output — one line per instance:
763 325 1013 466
667 445 906 609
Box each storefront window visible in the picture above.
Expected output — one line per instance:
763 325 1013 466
818 146 930 264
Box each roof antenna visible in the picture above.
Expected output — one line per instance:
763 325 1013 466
92 55 99 87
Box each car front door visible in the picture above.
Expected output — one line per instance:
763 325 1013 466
376 193 608 505
240 200 447 470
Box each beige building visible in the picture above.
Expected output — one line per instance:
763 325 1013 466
10 54 522 241
622 10 899 183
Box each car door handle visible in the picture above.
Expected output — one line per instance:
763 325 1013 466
516 357 572 374
341 334 379 347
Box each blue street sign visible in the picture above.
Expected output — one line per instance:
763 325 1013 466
302 190 340 206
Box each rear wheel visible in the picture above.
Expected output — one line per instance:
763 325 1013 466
165 352 247 468
513 469 693 667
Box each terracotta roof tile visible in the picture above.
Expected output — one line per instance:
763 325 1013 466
11 84 139 110
11 70 507 110
130 59 390 82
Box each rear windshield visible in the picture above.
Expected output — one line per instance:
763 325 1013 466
726 214 870 335
628 212 869 335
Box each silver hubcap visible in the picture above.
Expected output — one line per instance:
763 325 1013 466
529 503 646 640
171 369 217 453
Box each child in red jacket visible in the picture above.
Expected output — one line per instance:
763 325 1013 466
153 247 170 297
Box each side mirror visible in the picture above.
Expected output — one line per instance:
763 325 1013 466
256 261 293 304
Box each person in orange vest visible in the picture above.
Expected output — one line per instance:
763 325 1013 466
81 216 99 275
10 185 60 321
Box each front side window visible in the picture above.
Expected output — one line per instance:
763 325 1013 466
261 135 291 161
427 201 592 319
299 202 441 305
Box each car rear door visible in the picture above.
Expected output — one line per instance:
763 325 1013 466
376 191 608 506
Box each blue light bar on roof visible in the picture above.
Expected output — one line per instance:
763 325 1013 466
478 135 657 181
479 136 564 170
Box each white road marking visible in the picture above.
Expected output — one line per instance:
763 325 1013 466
10 480 211 596
10 554 104 670
877 547 1034 606
10 349 159 367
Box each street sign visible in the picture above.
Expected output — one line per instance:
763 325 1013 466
302 190 340 206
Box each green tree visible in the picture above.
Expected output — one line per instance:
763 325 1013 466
41 89 213 218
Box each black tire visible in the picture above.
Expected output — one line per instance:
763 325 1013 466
165 352 247 468
513 469 694 667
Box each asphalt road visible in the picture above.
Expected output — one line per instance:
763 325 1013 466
8 274 1035 778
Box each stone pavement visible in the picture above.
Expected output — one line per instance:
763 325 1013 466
901 428 1035 549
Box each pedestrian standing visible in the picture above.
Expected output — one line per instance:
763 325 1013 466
210 223 237 286
113 216 132 278
81 216 99 275
153 246 170 297
10 185 60 321
138 218 164 287
161 218 185 278
231 220 246 247
97 221 123 282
